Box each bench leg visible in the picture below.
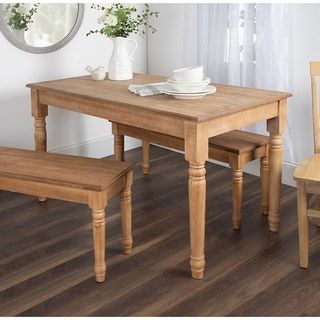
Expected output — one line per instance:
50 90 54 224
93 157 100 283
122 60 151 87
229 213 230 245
260 154 269 215
92 207 106 282
142 141 150 175
297 181 309 269
121 171 133 254
232 168 243 230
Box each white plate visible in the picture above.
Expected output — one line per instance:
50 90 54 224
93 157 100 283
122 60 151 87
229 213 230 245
162 85 216 99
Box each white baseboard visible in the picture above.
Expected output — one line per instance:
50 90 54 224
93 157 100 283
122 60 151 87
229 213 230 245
152 144 297 187
50 135 142 158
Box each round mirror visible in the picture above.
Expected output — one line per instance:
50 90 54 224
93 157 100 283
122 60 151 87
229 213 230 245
0 3 84 53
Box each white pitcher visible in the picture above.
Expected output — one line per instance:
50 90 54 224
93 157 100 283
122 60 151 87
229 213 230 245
108 37 138 81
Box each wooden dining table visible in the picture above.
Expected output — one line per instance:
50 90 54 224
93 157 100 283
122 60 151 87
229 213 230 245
27 74 291 280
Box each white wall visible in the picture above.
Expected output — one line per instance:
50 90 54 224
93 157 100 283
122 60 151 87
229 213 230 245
289 4 320 163
148 3 320 186
147 4 187 75
0 4 146 157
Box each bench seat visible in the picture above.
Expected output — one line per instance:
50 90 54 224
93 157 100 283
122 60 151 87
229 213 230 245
0 146 134 282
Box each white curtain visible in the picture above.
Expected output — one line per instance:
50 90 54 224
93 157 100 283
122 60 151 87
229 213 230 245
183 3 295 163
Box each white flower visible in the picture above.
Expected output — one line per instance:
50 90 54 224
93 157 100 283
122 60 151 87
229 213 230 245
105 14 117 27
97 15 106 24
5 10 14 22
124 5 134 10
16 5 27 15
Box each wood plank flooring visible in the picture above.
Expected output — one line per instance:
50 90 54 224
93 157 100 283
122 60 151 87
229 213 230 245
0 146 319 316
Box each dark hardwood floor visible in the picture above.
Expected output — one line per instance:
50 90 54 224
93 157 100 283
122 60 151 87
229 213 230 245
0 145 319 316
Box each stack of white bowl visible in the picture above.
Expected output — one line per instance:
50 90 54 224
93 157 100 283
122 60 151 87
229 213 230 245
163 66 215 99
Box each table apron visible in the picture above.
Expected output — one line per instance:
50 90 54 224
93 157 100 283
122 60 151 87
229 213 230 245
206 101 279 137
38 90 280 140
38 90 185 138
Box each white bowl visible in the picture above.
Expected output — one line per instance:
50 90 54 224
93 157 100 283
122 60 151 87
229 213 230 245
167 77 211 92
167 76 210 84
172 66 204 82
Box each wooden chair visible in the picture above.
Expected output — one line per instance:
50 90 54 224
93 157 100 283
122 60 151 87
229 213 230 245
0 146 134 282
294 61 320 268
112 123 269 230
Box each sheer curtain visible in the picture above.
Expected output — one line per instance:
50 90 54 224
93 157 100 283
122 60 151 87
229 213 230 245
183 3 294 162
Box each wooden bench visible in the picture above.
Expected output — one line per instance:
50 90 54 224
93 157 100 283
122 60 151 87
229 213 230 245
112 123 269 229
0 146 134 283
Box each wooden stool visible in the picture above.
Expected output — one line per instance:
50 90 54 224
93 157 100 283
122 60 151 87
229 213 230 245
112 123 269 229
0 146 134 282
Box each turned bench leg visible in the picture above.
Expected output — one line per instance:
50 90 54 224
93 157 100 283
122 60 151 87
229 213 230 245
142 141 150 175
121 171 133 254
88 192 107 282
92 209 106 282
260 152 269 215
232 168 243 230
91 206 106 283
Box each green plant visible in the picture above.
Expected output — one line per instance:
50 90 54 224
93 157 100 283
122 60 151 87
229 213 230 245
5 3 40 31
86 3 159 38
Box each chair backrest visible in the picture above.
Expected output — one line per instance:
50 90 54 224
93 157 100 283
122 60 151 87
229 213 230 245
310 61 320 153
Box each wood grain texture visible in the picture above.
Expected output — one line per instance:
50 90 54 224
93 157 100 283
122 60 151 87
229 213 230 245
0 146 133 192
117 123 269 231
293 62 320 270
27 74 291 123
209 129 269 154
0 146 133 283
28 73 291 279
294 154 320 184
0 146 317 316
310 62 320 153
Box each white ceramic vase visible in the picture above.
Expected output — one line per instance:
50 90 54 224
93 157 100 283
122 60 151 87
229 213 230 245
108 37 137 81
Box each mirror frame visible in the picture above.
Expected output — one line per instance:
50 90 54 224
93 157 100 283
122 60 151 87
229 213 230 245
0 3 84 54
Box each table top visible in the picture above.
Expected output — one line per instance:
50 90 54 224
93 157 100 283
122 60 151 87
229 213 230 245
27 74 292 123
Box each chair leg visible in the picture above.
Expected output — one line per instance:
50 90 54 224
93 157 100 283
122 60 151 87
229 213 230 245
308 195 320 227
120 171 133 254
92 207 106 282
297 181 309 269
260 154 269 215
232 168 243 230
142 141 150 175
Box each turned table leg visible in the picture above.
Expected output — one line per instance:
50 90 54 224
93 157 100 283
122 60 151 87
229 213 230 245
31 89 48 202
120 171 133 254
142 141 150 175
92 207 106 282
267 100 287 232
185 122 208 280
188 161 206 279
112 123 124 161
